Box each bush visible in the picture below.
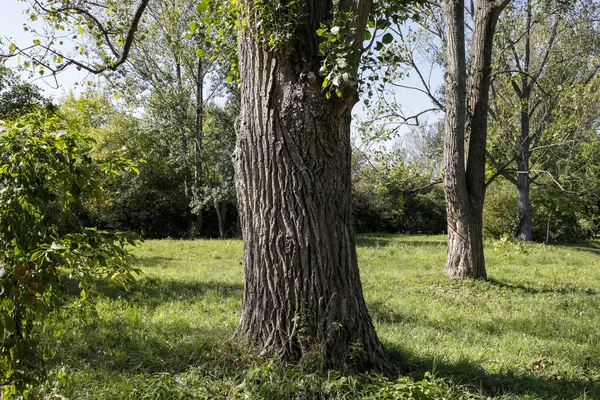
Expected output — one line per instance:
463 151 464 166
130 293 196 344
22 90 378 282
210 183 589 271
0 112 140 394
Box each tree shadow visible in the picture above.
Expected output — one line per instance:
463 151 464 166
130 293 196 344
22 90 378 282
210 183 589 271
356 236 396 248
384 344 600 399
49 305 243 376
95 277 244 304
356 235 446 249
487 277 597 296
60 275 243 309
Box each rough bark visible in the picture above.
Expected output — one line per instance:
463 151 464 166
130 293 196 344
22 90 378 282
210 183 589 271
233 0 395 375
443 0 508 280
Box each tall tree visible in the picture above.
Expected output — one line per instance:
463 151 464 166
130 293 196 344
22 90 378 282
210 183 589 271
107 0 237 236
487 0 600 241
442 0 509 279
233 0 406 374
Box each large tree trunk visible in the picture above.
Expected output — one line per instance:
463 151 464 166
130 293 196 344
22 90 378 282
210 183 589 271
443 0 508 280
233 0 394 375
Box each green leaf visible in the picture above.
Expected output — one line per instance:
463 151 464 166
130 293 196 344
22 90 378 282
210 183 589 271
197 0 210 13
382 32 394 44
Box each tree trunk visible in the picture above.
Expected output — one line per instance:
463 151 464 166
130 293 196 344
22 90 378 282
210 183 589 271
515 3 534 242
516 172 533 241
233 1 394 374
193 57 204 237
215 200 226 239
443 0 508 280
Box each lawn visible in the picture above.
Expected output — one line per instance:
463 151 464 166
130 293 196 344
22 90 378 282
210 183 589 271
38 235 600 399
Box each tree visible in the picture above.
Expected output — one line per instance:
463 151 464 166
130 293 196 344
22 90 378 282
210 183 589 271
442 0 509 279
232 0 413 374
487 0 600 241
197 101 238 238
106 0 236 236
0 67 55 121
59 89 192 238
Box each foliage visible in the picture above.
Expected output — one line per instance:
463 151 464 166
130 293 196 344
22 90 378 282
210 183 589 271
317 11 359 99
4 0 149 76
484 179 599 242
0 111 140 395
60 90 191 238
245 0 305 53
352 147 445 235
0 67 55 122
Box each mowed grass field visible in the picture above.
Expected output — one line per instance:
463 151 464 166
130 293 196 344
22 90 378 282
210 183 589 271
40 235 600 399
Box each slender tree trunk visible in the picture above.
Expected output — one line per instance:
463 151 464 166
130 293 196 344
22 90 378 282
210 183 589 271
175 56 195 235
193 57 204 237
233 0 394 374
443 0 508 280
179 129 195 232
215 201 226 238
516 74 533 241
516 172 533 240
515 2 534 241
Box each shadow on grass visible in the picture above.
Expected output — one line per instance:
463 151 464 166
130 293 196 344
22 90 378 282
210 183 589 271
385 344 600 399
488 277 598 295
49 290 598 399
50 307 243 376
94 277 244 304
131 255 182 267
356 236 446 249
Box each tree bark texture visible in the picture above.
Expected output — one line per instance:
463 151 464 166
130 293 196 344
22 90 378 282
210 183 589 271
233 0 395 375
443 0 508 279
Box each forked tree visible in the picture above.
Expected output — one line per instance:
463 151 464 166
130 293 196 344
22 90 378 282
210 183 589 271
442 0 509 279
233 0 399 374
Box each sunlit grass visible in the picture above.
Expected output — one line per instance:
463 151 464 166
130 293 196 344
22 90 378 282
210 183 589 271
39 235 600 399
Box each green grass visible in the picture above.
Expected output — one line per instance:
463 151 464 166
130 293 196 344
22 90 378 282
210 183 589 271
35 235 600 399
